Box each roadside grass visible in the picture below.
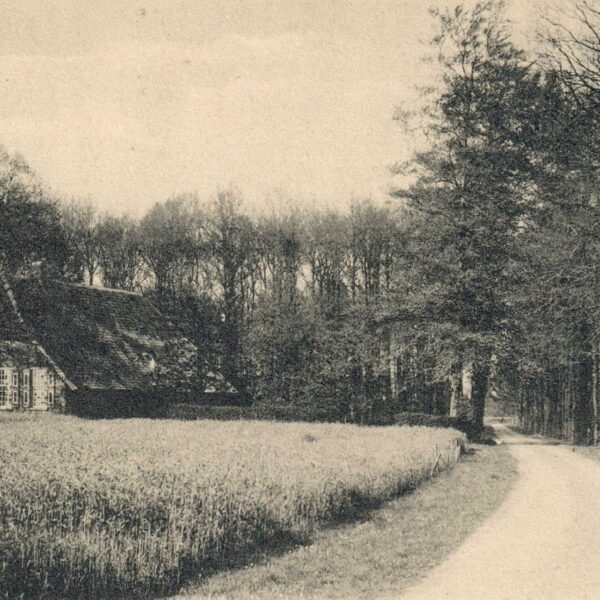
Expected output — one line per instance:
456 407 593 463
572 446 600 464
176 443 517 600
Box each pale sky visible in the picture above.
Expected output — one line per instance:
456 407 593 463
0 0 539 216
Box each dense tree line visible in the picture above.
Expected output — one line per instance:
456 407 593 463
393 0 600 442
58 191 410 422
4 1 600 440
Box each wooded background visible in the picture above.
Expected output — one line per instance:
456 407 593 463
2 1 600 442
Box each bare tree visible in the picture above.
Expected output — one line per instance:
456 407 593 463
61 200 102 285
543 1 600 103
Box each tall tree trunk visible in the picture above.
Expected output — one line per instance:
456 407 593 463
410 345 421 413
573 327 593 445
388 331 398 412
593 342 598 445
472 360 491 431
548 366 561 438
517 380 524 429
566 359 575 441
535 376 545 435
541 376 549 436
360 363 368 424
449 361 462 417
460 361 473 420
525 382 533 433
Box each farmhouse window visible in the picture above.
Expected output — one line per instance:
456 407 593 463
11 370 18 406
22 369 30 407
0 368 8 406
47 370 55 406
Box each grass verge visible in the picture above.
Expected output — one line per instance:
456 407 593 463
572 446 600 464
175 444 517 600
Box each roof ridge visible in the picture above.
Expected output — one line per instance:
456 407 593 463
69 282 170 325
61 282 143 297
13 276 144 297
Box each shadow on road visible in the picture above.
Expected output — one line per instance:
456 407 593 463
490 423 569 446
500 440 563 446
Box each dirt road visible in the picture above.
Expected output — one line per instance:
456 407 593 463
397 424 600 600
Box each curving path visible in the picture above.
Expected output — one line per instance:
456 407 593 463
395 424 600 600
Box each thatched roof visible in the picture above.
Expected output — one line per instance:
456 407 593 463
2 279 184 391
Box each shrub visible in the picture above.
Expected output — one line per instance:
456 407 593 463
393 412 483 441
159 400 340 423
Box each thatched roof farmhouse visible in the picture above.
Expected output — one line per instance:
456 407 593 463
0 276 198 416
